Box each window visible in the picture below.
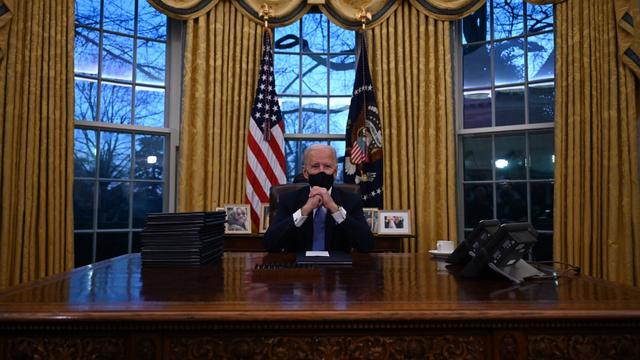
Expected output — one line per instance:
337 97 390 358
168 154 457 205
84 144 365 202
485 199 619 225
457 0 555 260
274 11 357 182
73 0 178 266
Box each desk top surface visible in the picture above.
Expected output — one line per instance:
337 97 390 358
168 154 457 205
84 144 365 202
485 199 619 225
1 253 640 322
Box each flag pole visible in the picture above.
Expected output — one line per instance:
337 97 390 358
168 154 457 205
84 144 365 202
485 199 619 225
356 8 372 181
246 2 287 229
260 4 272 141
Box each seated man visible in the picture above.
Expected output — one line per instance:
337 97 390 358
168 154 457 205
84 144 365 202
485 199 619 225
263 144 374 252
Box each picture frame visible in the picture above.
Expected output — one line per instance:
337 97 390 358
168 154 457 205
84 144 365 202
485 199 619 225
259 203 270 233
362 208 379 233
377 210 412 235
224 204 251 234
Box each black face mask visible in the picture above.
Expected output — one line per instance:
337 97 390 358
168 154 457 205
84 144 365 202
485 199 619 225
308 172 334 190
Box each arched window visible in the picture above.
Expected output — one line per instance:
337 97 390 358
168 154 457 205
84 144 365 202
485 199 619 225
274 10 357 182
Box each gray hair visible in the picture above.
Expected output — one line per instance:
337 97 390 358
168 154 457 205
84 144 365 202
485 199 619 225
302 144 337 166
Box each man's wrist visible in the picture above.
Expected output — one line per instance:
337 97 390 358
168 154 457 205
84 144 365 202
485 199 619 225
293 209 307 227
300 205 312 216
327 204 340 214
330 206 347 224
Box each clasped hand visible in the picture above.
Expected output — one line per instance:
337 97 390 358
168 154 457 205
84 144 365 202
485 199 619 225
301 186 338 216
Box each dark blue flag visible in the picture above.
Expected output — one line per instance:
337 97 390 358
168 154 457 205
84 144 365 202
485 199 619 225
344 34 383 208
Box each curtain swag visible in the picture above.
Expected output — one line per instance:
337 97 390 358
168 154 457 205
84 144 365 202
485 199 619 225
147 0 220 20
229 0 481 26
150 0 488 24
408 0 486 20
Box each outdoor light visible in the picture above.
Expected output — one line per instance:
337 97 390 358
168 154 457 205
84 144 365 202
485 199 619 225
495 159 508 169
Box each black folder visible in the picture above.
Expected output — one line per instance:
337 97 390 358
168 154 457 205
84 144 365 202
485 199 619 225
295 251 353 265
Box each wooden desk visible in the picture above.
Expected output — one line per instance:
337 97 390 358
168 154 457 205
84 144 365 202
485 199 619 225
1 253 640 359
225 233 407 252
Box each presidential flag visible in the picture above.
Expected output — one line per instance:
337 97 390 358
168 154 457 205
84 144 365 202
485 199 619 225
344 34 383 208
245 28 286 229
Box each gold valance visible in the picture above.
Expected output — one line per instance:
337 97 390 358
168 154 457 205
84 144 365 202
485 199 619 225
0 0 14 62
147 0 220 20
228 0 571 27
152 0 611 26
408 0 487 21
162 0 490 28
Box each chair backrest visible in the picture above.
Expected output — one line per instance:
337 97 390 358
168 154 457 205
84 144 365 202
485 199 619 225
268 183 361 221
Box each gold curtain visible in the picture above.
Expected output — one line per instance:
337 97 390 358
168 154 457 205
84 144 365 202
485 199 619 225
368 3 457 252
554 0 640 285
177 1 262 211
0 0 74 290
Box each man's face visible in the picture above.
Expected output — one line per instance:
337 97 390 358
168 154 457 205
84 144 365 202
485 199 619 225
303 148 337 180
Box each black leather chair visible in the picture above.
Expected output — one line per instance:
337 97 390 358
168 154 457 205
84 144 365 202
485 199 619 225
268 183 361 221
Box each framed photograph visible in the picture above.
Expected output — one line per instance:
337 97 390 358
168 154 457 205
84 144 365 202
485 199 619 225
259 203 270 233
378 210 412 235
363 208 379 233
224 204 251 234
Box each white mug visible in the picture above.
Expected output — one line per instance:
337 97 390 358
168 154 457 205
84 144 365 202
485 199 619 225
436 240 454 253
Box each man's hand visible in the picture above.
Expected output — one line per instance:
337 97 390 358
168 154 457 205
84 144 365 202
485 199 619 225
301 193 323 216
308 186 339 213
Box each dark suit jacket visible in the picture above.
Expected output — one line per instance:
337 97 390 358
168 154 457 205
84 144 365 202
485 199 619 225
263 186 374 252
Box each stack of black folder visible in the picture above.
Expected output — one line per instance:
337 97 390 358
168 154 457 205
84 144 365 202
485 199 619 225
141 211 226 266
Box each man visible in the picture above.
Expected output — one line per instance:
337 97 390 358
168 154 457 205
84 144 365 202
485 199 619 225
263 144 374 252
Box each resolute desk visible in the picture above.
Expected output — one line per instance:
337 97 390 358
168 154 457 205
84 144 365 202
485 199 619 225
1 253 639 359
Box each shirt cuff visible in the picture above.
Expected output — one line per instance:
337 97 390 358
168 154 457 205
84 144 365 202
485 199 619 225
330 206 346 224
293 209 308 227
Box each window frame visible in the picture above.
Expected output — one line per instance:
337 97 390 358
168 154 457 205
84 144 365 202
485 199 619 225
73 1 182 266
453 1 556 258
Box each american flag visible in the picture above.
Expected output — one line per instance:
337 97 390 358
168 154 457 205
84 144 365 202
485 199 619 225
350 138 367 164
245 29 286 229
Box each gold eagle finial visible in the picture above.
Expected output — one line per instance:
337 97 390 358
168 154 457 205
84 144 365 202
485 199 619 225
260 4 272 28
357 7 372 30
